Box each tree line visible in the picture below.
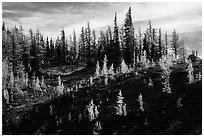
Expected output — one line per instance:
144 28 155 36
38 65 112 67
2 7 186 78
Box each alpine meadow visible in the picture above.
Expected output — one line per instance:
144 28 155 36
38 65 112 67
2 2 202 135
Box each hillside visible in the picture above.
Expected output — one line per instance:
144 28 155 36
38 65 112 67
2 60 202 135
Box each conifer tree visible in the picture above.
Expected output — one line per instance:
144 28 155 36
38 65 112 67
97 31 106 67
95 61 101 78
161 61 172 93
34 77 41 92
45 37 50 60
3 89 10 104
138 27 143 61
143 33 150 60
123 7 134 66
61 28 66 63
113 13 121 70
2 58 10 90
57 75 64 95
164 32 168 56
171 29 180 59
86 99 99 121
10 26 23 76
41 76 46 90
121 59 129 74
8 70 15 90
30 29 39 75
79 26 85 62
178 39 186 60
55 36 61 59
115 90 127 116
108 63 115 78
50 38 54 59
85 22 92 65
101 55 108 76
20 28 30 72
158 28 163 59
73 30 77 61
186 59 194 83
106 26 114 67
92 29 97 59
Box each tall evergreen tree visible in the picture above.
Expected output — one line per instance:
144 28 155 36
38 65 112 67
158 28 162 59
73 30 77 62
150 28 156 61
97 31 106 67
45 37 50 60
143 33 149 60
171 29 180 59
92 29 97 58
55 36 61 60
79 26 85 62
123 7 135 66
106 26 114 68
21 27 29 72
138 27 143 61
30 30 40 76
113 13 121 70
50 38 54 59
85 22 93 66
164 32 168 56
61 28 66 62
178 39 186 59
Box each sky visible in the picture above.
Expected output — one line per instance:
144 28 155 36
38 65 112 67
2 2 202 57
